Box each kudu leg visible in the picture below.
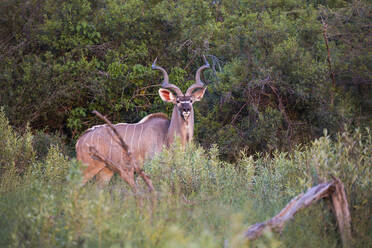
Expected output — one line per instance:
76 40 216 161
137 169 157 211
97 167 114 185
119 169 145 207
117 168 138 194
138 170 155 192
82 163 105 185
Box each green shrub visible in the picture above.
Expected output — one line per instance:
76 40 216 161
0 109 371 246
0 108 35 176
1 0 371 159
32 131 70 161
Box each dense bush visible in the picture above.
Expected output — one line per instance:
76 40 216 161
0 0 370 246
0 108 35 175
0 0 370 159
0 110 371 247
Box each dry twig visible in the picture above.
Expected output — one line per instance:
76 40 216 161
321 16 336 105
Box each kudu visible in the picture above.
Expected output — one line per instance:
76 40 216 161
76 57 210 186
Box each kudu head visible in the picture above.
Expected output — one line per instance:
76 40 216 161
152 56 209 122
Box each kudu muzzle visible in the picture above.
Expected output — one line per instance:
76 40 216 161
179 101 192 121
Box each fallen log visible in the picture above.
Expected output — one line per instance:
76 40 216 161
244 178 351 247
330 177 352 247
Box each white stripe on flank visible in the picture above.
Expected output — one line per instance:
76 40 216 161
138 124 143 151
153 127 157 151
121 125 130 164
117 123 135 126
130 125 136 152
81 129 91 147
124 125 129 141
109 134 113 161
97 130 100 154
89 129 94 147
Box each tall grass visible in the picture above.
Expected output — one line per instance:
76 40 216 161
0 109 371 247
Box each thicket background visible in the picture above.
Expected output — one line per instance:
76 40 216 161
0 0 371 247
1 109 371 247
1 0 371 160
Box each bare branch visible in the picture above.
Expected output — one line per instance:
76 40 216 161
92 110 130 157
88 146 137 193
321 16 336 105
138 170 155 192
91 110 155 193
230 102 248 125
89 146 127 174
244 178 352 247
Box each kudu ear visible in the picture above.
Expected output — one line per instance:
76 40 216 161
159 88 177 103
191 87 207 102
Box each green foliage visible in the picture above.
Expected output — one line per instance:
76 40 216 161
0 0 371 246
33 130 70 160
0 108 35 175
0 0 371 159
0 110 371 246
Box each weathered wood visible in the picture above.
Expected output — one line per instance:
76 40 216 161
330 177 352 247
244 178 351 247
244 182 333 240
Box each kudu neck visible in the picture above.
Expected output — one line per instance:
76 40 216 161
167 105 194 147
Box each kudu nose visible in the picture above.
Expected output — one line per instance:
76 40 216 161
181 104 191 120
183 106 191 113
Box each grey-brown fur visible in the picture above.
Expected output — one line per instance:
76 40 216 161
76 57 209 184
76 115 170 184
